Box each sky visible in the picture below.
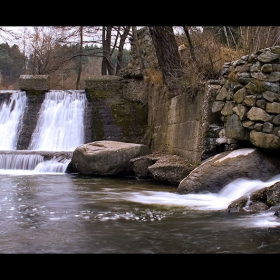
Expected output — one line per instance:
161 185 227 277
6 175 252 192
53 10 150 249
0 26 132 51
1 26 26 33
0 26 25 44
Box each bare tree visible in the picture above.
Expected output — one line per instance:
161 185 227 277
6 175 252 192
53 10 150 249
148 26 184 94
100 26 132 75
76 26 83 89
115 26 131 75
182 26 197 64
19 27 29 74
239 26 280 54
0 27 19 44
27 27 71 75
54 26 91 89
101 26 115 75
131 26 144 72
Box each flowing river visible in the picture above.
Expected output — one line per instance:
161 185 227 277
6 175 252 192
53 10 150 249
1 89 280 254
1 170 280 254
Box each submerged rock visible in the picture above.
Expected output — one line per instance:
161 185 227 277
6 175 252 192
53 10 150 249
227 181 280 213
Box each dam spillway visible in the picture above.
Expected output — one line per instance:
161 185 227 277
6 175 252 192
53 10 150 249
0 90 27 150
28 90 86 151
0 90 87 173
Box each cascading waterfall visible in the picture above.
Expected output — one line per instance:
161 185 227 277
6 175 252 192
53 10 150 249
0 90 27 150
0 154 44 170
0 90 87 173
28 90 86 151
34 156 71 173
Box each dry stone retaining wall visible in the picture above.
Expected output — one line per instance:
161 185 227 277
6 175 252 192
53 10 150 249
212 46 280 149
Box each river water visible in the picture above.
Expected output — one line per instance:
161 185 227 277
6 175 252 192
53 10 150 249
1 170 280 254
1 89 280 254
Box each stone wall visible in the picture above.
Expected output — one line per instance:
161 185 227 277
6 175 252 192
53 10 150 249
119 27 221 162
120 28 280 157
17 75 48 149
84 75 148 144
19 75 50 93
212 46 280 150
14 75 149 149
17 93 46 150
140 79 220 162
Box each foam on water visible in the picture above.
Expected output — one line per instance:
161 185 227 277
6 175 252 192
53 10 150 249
122 174 280 227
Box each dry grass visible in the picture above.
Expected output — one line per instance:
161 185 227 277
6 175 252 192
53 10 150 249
220 46 243 63
143 68 163 87
170 29 246 98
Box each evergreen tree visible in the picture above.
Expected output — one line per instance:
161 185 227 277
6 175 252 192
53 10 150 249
0 43 26 87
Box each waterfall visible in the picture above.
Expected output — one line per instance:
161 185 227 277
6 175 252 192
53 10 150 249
0 154 44 170
34 156 71 173
0 90 27 150
0 151 72 173
0 90 86 173
28 90 86 151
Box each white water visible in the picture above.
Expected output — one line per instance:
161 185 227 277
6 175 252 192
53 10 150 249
28 90 86 151
0 89 85 173
125 174 280 210
0 154 44 170
0 153 70 174
123 174 280 228
34 157 71 173
0 90 27 150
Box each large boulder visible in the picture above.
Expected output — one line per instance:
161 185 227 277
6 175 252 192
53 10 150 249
70 140 152 176
177 148 280 194
131 152 198 185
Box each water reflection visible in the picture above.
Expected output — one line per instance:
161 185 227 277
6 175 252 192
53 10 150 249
0 172 280 254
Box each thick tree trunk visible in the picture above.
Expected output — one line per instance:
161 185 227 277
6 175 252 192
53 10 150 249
148 26 184 94
102 26 115 75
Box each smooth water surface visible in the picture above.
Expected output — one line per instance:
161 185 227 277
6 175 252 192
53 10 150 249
1 172 280 254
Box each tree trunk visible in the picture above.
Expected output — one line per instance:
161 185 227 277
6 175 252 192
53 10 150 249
102 26 115 75
115 26 131 75
75 26 83 90
183 26 197 64
148 26 184 94
132 26 144 72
